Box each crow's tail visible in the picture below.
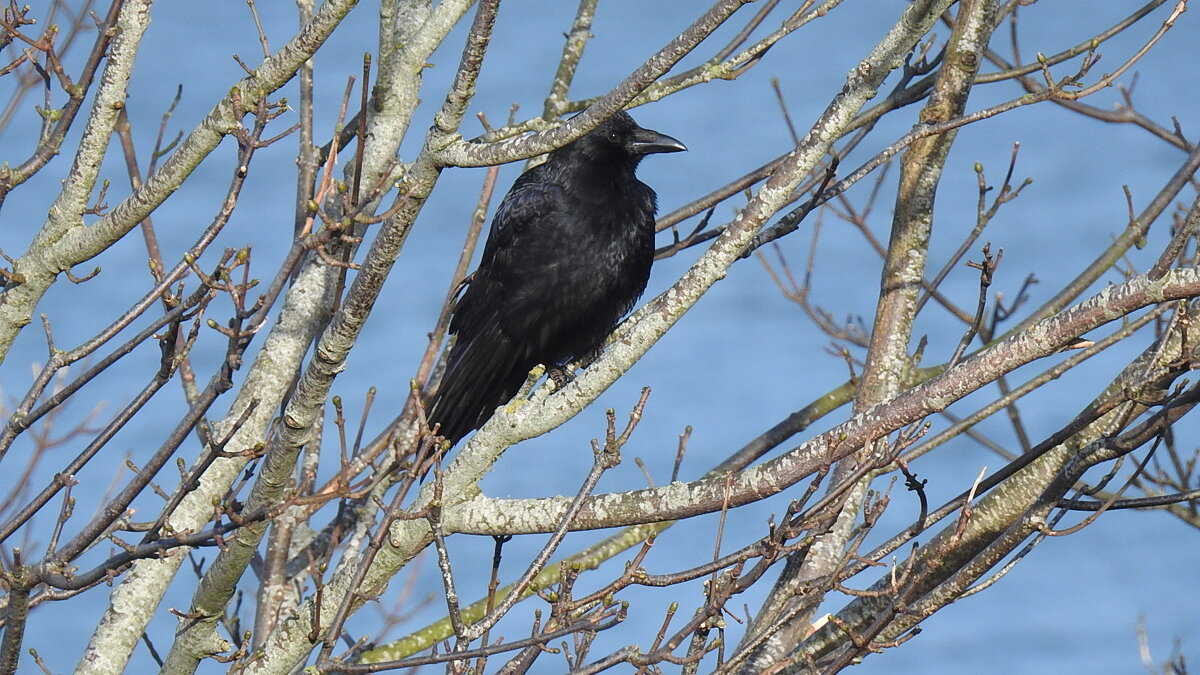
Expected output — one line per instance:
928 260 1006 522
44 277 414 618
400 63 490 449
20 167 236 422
426 323 529 447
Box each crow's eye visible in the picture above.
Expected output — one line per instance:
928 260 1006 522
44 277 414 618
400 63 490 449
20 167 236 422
607 130 620 143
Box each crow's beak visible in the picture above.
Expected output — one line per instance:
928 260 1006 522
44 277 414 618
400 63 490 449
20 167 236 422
629 128 687 155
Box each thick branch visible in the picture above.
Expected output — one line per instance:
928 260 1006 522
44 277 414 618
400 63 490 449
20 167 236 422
440 269 1200 534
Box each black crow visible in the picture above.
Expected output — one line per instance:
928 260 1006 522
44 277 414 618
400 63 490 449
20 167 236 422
426 111 686 447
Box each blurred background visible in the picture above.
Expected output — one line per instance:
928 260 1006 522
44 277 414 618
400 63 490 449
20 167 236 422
1 1 1196 672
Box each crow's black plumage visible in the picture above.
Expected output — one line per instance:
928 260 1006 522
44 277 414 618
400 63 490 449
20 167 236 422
426 111 686 446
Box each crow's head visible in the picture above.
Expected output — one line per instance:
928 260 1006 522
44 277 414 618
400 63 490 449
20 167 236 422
570 111 687 166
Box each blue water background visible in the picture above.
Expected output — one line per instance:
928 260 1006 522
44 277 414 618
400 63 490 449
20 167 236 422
0 1 1195 672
